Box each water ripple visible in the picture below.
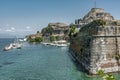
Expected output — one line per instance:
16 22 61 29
2 62 14 65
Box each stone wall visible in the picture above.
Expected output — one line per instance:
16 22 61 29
69 20 120 74
70 35 120 74
89 36 120 74
70 7 120 74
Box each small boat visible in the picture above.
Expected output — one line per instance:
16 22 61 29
19 39 24 42
12 43 22 49
41 40 69 47
54 40 69 47
3 43 13 51
12 37 22 49
49 43 57 46
56 43 68 47
3 37 22 51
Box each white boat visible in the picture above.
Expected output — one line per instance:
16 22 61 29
3 37 22 51
49 43 57 46
56 43 68 47
52 40 69 47
19 39 24 42
19 38 26 42
3 43 13 51
12 43 22 49
13 37 22 49
41 40 69 47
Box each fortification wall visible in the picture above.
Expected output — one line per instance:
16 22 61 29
69 35 120 74
89 36 120 74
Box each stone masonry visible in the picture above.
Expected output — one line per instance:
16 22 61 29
69 8 120 74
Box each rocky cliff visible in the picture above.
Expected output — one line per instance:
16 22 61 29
41 22 69 42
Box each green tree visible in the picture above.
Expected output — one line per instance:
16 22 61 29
27 37 43 43
50 36 56 42
46 27 53 34
37 31 40 34
35 37 43 42
93 19 106 26
41 26 53 35
97 70 115 80
69 25 75 37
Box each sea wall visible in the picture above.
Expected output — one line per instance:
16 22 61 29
70 35 120 74
89 36 120 74
69 20 120 74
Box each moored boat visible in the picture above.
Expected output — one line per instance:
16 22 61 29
13 37 22 49
54 40 69 47
3 37 23 51
41 40 69 47
56 43 68 47
12 43 22 49
3 43 13 51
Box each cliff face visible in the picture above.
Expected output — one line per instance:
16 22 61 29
26 33 43 43
41 22 69 42
70 19 120 74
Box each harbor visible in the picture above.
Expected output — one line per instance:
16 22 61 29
41 40 69 47
0 38 120 80
0 0 120 80
0 38 105 80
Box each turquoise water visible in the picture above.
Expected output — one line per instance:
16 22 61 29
0 38 119 80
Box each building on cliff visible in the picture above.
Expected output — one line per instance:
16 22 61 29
74 8 115 32
41 22 69 42
69 8 120 74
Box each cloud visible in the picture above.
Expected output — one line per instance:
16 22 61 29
5 29 12 32
2 26 34 34
5 28 15 32
26 26 30 29
11 27 15 30
4 27 16 32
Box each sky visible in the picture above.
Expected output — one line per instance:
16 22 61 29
0 0 120 38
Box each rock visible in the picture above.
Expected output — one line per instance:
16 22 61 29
41 22 69 42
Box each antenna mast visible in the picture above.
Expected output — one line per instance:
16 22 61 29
94 1 96 8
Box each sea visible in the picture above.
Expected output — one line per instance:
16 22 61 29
0 38 119 80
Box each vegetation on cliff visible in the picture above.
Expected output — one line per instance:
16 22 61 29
79 19 106 36
93 19 106 26
69 25 77 38
27 37 43 43
50 35 56 42
41 22 69 42
26 31 43 43
97 70 115 80
41 27 53 35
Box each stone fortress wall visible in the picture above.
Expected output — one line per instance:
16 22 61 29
69 8 120 74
